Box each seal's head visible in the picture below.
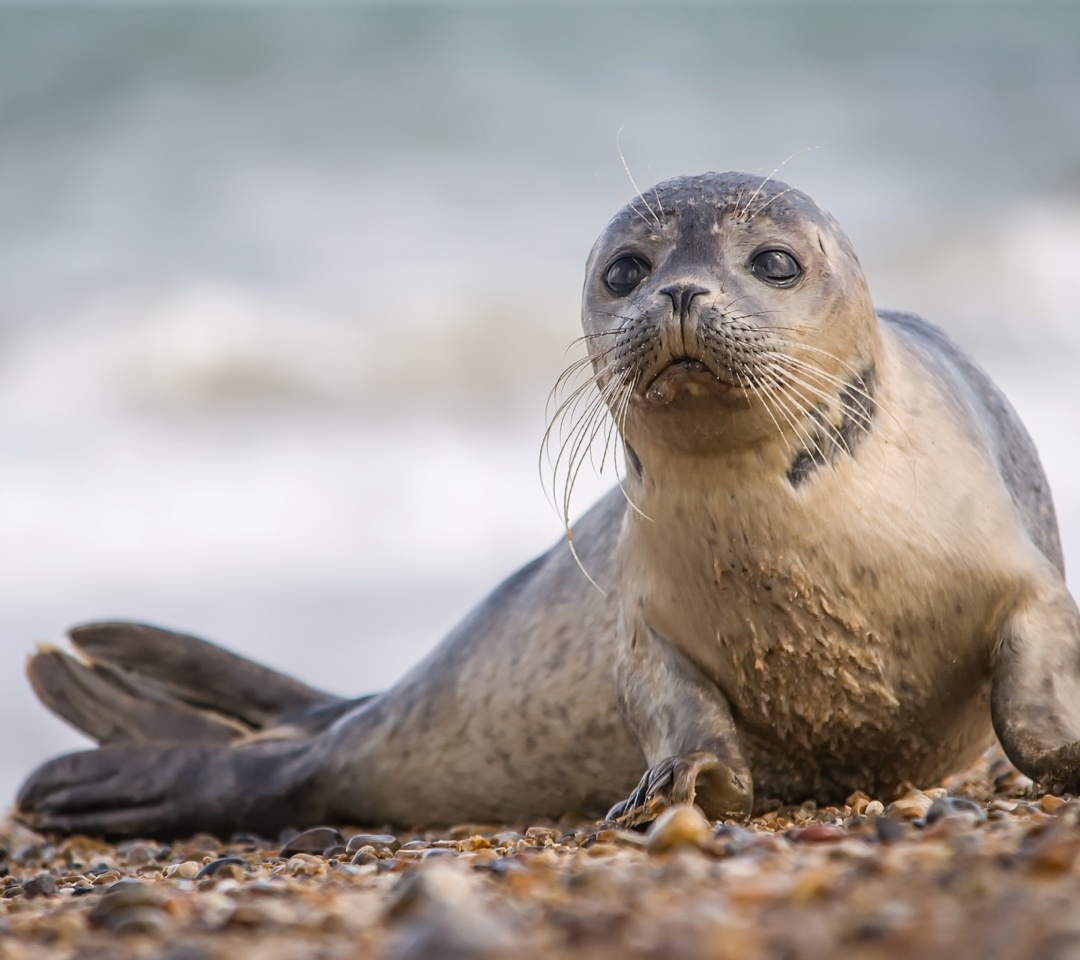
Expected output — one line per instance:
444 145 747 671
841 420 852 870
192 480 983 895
582 172 880 459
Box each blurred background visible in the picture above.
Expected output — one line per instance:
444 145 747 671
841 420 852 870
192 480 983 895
1 1 1078 803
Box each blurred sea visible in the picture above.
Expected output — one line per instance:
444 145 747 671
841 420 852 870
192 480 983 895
1 1 1079 804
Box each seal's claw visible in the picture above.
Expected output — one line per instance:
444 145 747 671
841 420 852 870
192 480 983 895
606 751 753 828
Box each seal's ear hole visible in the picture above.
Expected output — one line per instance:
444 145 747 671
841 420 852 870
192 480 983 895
603 256 651 297
749 249 801 287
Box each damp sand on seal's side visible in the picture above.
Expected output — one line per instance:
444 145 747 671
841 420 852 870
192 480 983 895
1 750 1079 960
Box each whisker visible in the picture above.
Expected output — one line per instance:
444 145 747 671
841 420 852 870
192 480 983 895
617 129 660 225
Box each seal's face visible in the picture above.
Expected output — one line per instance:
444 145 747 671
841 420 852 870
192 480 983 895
581 171 880 458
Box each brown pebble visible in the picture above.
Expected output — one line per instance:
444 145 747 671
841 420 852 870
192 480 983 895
195 857 249 880
116 841 161 866
165 861 201 880
887 791 933 820
1041 794 1069 814
284 854 328 877
646 805 711 854
280 826 343 857
346 833 399 855
525 826 559 844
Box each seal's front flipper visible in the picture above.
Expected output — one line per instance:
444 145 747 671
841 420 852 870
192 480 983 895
610 620 753 825
16 739 323 841
607 751 750 827
992 580 1080 794
28 621 343 746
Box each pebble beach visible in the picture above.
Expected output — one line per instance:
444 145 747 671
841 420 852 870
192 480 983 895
1 750 1078 960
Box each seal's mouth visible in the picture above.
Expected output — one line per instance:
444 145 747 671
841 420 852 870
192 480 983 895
642 357 736 404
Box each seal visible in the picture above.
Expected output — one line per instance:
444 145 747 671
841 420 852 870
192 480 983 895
16 171 1080 840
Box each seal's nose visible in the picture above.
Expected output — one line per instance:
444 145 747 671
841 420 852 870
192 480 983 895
658 283 709 318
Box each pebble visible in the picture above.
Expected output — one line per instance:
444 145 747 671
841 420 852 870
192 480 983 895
1040 794 1069 814
346 833 399 855
195 857 249 880
280 826 343 857
874 816 911 844
886 790 934 820
645 804 712 854
21 874 56 898
713 824 756 855
165 861 202 880
925 797 987 825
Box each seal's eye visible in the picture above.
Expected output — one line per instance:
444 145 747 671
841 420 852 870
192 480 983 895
750 250 801 286
603 256 651 296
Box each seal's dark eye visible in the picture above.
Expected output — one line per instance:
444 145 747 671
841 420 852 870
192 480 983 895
750 250 801 286
604 256 651 296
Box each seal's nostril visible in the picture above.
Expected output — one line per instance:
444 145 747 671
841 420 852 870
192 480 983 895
659 283 709 317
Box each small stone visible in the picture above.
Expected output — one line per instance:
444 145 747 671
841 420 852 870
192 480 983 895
460 836 492 852
21 874 56 898
195 857 249 880
846 792 871 816
102 906 171 936
713 824 756 855
165 861 202 880
285 854 328 878
399 840 432 851
346 833 399 855
646 805 712 854
352 851 379 866
887 791 933 820
925 797 987 825
280 826 343 857
874 816 910 844
88 880 168 931
864 800 885 817
90 870 122 885
1041 794 1069 814
524 826 559 844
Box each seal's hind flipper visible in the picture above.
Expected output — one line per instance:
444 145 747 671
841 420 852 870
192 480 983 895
17 739 322 840
27 622 343 747
28 646 250 745
68 621 336 728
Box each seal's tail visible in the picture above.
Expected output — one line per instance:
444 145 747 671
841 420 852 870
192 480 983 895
27 621 343 746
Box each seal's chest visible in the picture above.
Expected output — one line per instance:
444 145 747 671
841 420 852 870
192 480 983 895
707 554 902 739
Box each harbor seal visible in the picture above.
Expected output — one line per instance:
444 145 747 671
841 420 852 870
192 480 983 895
16 171 1080 840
